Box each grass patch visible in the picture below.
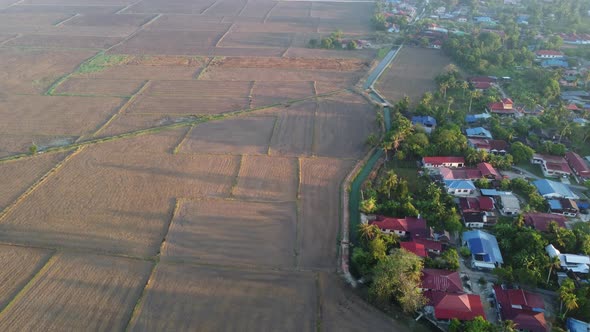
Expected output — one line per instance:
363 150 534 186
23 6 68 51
385 159 420 192
77 53 130 74
515 162 545 179
376 47 389 60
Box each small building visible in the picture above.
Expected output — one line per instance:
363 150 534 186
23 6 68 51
487 98 518 117
468 138 508 155
466 127 493 139
535 50 565 59
498 193 520 216
423 156 465 168
565 151 590 180
414 238 444 255
462 230 504 269
524 212 567 232
444 180 476 196
425 292 486 321
421 269 463 293
533 179 579 200
439 167 482 181
531 154 573 178
541 59 569 68
567 318 590 332
493 285 548 332
478 162 501 180
546 244 590 274
460 196 496 228
400 241 428 257
369 216 429 238
474 16 494 23
548 198 579 217
411 116 437 134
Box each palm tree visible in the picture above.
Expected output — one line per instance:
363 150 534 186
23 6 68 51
468 89 483 113
561 293 579 317
380 139 393 161
546 255 561 284
460 80 469 97
501 320 517 332
358 223 380 244
381 170 398 199
360 197 377 214
440 81 449 99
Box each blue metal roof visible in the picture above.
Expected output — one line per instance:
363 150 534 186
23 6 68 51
480 189 500 196
444 180 476 190
533 179 578 199
462 230 504 264
466 127 492 138
548 199 562 210
567 318 590 332
411 116 437 126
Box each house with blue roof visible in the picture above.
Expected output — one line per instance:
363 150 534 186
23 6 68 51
444 180 476 196
411 116 437 134
533 179 579 200
474 16 494 24
465 113 491 124
466 127 492 139
541 59 569 68
462 230 503 269
567 318 590 332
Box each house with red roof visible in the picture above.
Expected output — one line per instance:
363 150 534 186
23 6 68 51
369 216 429 238
425 292 486 321
421 269 463 293
493 285 548 332
400 241 427 257
478 162 501 180
565 151 590 180
468 138 509 155
524 212 567 232
413 238 444 255
535 50 564 59
423 156 465 168
460 196 497 228
439 163 500 181
531 154 572 178
487 98 518 116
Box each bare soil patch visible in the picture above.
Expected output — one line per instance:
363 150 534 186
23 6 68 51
0 151 68 210
211 56 366 71
284 47 375 60
375 47 454 104
299 157 355 268
5 34 122 49
232 21 318 33
270 1 311 18
0 13 70 33
163 199 297 268
54 78 145 96
128 263 317 331
63 13 154 27
181 116 276 155
123 0 218 14
145 14 225 31
210 47 286 57
313 92 375 158
2 4 126 15
251 81 314 108
0 47 95 94
0 245 52 310
0 133 240 256
233 155 298 201
219 31 293 48
109 30 222 55
202 0 247 17
22 0 135 4
0 252 152 332
267 102 315 157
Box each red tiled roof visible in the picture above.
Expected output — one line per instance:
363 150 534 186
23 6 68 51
536 50 564 56
423 156 465 165
493 286 547 332
370 216 428 237
473 81 492 89
545 162 572 174
400 241 427 257
477 162 500 179
422 269 463 293
468 138 508 152
428 292 486 321
566 103 580 111
459 197 494 212
469 76 495 83
565 151 590 178
478 197 494 210
502 98 513 104
414 238 443 252
440 167 482 180
524 212 567 232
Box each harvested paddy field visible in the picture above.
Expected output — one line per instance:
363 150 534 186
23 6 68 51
128 263 317 331
0 252 152 332
0 1 406 330
162 199 297 268
375 46 454 104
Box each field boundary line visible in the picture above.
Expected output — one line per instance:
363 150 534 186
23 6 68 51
266 115 279 155
91 80 152 138
156 198 182 258
248 80 256 108
44 50 103 96
262 2 278 23
124 261 158 332
214 23 235 47
172 124 194 154
310 101 319 156
0 148 84 223
229 155 244 197
0 252 59 319
115 0 142 14
236 0 250 17
315 272 323 332
200 0 222 14
4 0 24 9
0 34 21 47
53 13 78 26
104 14 162 53
294 157 302 268
193 56 213 79
312 81 317 96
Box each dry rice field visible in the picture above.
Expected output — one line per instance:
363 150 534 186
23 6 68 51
0 0 411 329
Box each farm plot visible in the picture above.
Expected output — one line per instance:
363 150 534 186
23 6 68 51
269 1 311 18
0 95 124 136
0 47 95 94
233 155 298 201
0 245 52 310
109 30 223 56
236 1 276 18
53 78 145 96
232 21 318 34
128 263 317 331
1 4 127 15
201 0 247 17
251 81 314 108
209 47 286 57
0 13 71 33
145 15 228 31
94 113 191 138
267 101 315 157
4 34 122 49
0 151 68 210
284 47 375 60
123 0 219 15
298 157 355 269
0 252 152 332
21 0 136 4
375 47 454 104
181 116 276 155
162 199 297 268
313 93 376 159
219 32 293 49
0 134 240 256
79 56 207 81
63 13 154 28
127 80 252 115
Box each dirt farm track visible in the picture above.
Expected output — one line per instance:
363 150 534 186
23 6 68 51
0 0 436 330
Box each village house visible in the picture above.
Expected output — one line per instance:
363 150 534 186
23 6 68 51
493 285 548 332
460 196 496 228
487 98 519 117
444 180 476 196
468 138 508 155
421 269 463 293
535 50 565 59
411 115 437 134
565 151 590 180
531 154 572 178
422 156 465 168
424 292 486 322
465 127 493 139
369 216 428 238
462 230 504 269
548 198 579 217
567 318 590 332
546 244 590 274
465 113 491 124
541 59 569 68
533 179 579 200
413 238 443 255
524 212 567 232
400 241 428 258
497 193 520 216
559 33 590 45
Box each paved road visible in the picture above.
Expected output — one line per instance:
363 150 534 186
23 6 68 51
364 46 402 90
